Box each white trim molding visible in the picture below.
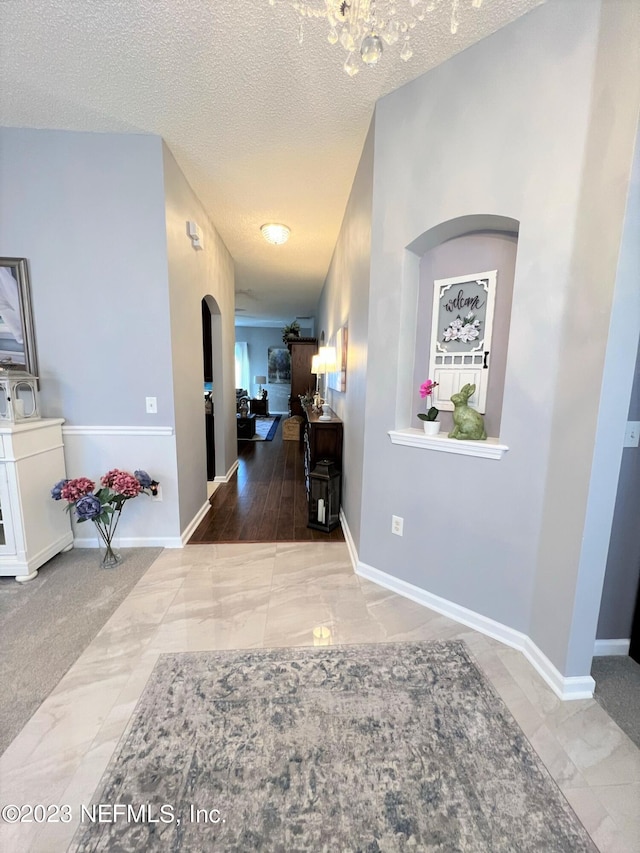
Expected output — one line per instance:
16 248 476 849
214 459 239 484
593 639 631 657
355 560 594 701
62 425 174 436
180 500 212 546
389 428 509 460
339 508 358 572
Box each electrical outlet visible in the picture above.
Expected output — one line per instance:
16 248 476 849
624 421 640 447
151 485 163 502
146 396 157 414
391 515 404 536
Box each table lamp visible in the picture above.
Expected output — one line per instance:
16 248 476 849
254 375 267 396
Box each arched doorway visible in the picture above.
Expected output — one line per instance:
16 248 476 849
202 295 223 487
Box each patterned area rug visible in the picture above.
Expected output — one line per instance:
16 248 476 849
238 414 281 441
72 642 596 852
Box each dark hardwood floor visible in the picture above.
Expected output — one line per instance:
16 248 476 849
189 417 345 543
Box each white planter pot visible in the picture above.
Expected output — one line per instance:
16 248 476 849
422 420 440 436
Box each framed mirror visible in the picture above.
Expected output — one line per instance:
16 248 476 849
0 258 38 375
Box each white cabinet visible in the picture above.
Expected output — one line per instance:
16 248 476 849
0 419 73 582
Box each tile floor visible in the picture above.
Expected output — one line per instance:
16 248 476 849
1 542 638 852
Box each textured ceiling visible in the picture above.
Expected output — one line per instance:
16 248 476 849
0 0 543 325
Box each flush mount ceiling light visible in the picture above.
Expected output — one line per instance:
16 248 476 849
269 0 484 77
260 223 291 245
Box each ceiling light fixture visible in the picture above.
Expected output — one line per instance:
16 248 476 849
260 223 291 245
269 0 484 76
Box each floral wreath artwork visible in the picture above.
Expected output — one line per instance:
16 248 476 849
442 312 482 345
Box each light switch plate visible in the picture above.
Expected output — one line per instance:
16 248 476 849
624 421 640 447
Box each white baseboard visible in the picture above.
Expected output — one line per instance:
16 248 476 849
339 508 358 572
355 560 595 701
593 639 631 657
522 637 595 700
180 500 212 546
214 460 238 484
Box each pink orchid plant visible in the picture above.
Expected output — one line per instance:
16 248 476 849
418 379 439 422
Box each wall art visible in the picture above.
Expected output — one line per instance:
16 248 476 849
267 346 291 384
0 258 38 375
327 323 348 393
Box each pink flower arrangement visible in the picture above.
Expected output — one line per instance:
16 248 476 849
101 469 142 497
419 379 438 400
60 477 96 502
418 379 439 422
51 469 159 567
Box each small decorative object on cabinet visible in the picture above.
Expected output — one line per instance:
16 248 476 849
0 419 73 581
0 367 40 422
281 320 301 343
417 378 440 435
448 384 487 440
308 459 341 532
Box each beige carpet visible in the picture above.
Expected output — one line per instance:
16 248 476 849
0 546 162 755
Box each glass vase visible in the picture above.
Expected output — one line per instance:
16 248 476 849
99 540 122 569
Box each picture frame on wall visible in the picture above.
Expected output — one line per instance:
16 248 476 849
0 258 38 376
328 323 348 393
428 270 497 414
267 346 291 384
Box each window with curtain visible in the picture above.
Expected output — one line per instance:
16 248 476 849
235 341 250 391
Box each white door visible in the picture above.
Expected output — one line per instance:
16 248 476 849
428 270 497 414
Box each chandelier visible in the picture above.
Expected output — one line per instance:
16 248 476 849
270 0 484 76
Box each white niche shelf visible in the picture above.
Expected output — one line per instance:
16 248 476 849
388 428 509 460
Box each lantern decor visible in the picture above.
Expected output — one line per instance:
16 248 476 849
308 458 341 533
0 367 40 422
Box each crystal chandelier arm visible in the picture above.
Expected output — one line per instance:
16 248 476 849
273 1 486 74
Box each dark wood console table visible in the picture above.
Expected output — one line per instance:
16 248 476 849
303 405 343 500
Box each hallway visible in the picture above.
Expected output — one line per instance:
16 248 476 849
191 418 345 543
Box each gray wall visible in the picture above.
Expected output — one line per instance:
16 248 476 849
531 5 640 677
320 0 640 677
0 127 182 542
236 326 291 414
317 120 374 554
0 128 173 424
597 155 640 641
0 128 236 543
162 143 235 533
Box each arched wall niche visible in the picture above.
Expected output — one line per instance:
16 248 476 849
397 215 520 438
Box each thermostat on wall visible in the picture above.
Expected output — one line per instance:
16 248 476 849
187 220 203 250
